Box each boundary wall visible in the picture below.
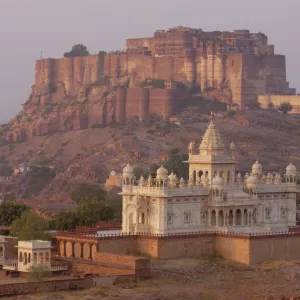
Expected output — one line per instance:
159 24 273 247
56 231 300 266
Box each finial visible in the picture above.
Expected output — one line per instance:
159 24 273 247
210 111 215 122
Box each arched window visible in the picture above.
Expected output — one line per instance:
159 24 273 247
19 252 23 263
45 252 50 263
218 210 224 227
235 209 242 225
0 246 3 257
211 210 216 226
33 253 37 264
24 253 28 265
229 210 233 226
140 213 145 224
39 253 44 265
198 170 203 179
243 209 248 225
28 253 31 264
193 170 196 183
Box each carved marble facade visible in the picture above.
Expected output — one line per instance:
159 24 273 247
121 113 297 234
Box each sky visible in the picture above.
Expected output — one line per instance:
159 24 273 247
0 0 298 123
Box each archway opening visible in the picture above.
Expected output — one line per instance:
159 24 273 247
211 210 216 226
218 210 224 227
229 210 233 226
243 209 248 225
235 209 242 225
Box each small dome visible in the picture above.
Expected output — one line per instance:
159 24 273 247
110 170 117 176
286 163 297 176
246 174 258 189
230 141 236 150
252 160 262 175
188 141 195 150
122 163 134 176
168 171 178 182
212 174 224 189
156 165 168 180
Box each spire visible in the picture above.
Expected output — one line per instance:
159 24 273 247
199 113 224 151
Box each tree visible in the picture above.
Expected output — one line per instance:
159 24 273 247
163 148 189 179
0 202 29 226
278 102 293 114
10 210 51 241
29 265 51 281
70 183 107 203
51 210 78 231
75 198 114 226
64 44 89 58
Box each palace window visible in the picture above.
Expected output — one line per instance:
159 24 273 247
265 207 271 220
184 211 190 224
167 213 173 225
201 211 207 222
281 207 287 219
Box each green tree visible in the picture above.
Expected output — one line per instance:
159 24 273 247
70 183 107 203
0 202 29 226
163 148 189 179
64 44 90 57
51 210 78 231
29 265 51 281
75 198 114 226
278 102 293 114
10 210 51 241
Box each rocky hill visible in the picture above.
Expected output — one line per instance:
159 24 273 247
1 96 300 210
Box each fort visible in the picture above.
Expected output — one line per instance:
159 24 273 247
5 26 295 142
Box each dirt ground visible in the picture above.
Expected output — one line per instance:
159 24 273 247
4 258 300 300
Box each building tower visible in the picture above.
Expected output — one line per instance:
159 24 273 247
188 112 236 185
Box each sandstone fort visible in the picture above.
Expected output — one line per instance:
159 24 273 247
5 26 295 142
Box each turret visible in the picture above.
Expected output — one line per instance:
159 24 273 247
122 163 134 186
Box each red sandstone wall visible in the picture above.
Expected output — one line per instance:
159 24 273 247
215 235 250 265
249 235 300 266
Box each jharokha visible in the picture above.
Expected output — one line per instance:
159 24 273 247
6 26 294 141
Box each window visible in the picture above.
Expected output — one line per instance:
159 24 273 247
184 211 190 224
281 207 287 219
265 207 271 220
167 213 173 225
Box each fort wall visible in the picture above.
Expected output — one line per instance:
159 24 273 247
258 95 300 112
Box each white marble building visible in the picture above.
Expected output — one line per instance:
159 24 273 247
121 113 297 234
3 240 67 273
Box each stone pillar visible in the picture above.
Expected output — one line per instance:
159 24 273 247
63 241 67 257
89 244 92 260
233 211 236 226
80 243 84 259
56 239 60 256
71 242 75 258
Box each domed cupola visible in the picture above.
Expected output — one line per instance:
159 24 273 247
122 163 134 178
156 165 168 180
168 171 178 187
212 174 224 190
246 173 258 190
230 141 236 150
252 160 262 176
286 162 297 177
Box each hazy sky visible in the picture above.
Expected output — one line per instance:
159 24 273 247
0 0 298 122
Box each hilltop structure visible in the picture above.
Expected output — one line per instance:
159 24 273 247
121 113 297 234
5 26 295 142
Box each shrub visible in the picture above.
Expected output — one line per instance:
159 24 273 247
29 265 52 282
278 102 293 114
64 44 89 58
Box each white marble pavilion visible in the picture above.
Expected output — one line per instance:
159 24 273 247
121 113 297 234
